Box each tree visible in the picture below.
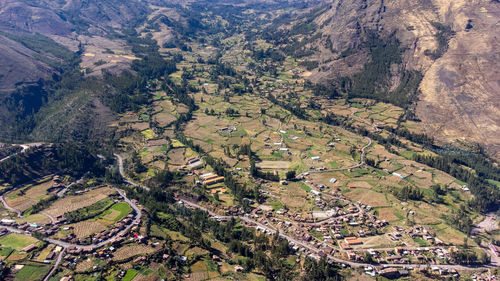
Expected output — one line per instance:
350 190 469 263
286 170 296 180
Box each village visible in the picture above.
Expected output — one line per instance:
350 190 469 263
173 158 495 280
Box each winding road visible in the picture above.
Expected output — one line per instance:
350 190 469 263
114 154 150 191
43 187 141 250
0 173 143 279
0 195 21 217
309 137 372 173
0 143 43 163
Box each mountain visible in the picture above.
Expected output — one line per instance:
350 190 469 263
264 0 500 157
0 0 498 158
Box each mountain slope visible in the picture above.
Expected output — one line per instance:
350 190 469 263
272 0 499 158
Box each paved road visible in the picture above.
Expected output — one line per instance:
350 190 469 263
114 154 150 191
43 247 65 281
41 212 56 224
183 199 486 271
0 143 43 163
1 187 141 251
57 177 84 197
0 195 21 217
44 188 141 250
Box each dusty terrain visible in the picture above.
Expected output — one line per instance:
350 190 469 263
416 1 500 157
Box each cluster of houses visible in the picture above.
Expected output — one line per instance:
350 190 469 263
58 213 138 245
60 228 150 270
346 246 458 266
387 225 444 246
0 220 55 236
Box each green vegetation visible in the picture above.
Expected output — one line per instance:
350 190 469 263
0 234 37 250
0 247 13 257
343 33 423 108
14 264 50 281
270 201 283 211
122 269 138 281
65 198 114 223
0 2 496 280
99 202 132 222
424 22 455 59
0 32 74 62
413 237 430 247
0 142 105 186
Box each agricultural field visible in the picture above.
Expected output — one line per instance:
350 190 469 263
0 234 38 250
112 244 155 261
98 202 132 224
0 2 497 280
5 178 56 212
14 264 50 281
44 187 115 218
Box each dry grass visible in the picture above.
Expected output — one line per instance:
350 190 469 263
75 258 95 272
344 188 388 207
377 207 400 222
185 272 208 281
45 187 114 217
168 148 185 165
256 161 291 169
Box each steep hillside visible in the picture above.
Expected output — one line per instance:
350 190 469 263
269 0 499 158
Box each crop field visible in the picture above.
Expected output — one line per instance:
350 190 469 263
75 258 95 272
72 220 107 238
256 161 291 169
188 260 209 281
45 187 114 217
14 264 50 281
0 247 13 260
376 207 400 222
15 213 51 225
167 148 185 165
122 269 138 281
0 234 37 250
112 245 155 261
34 244 54 262
7 251 27 261
98 202 132 224
5 179 55 212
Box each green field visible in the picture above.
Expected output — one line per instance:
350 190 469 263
99 202 132 222
15 264 50 281
122 269 138 281
487 179 500 189
0 234 37 250
65 198 114 223
0 247 13 257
